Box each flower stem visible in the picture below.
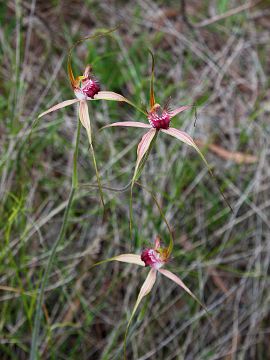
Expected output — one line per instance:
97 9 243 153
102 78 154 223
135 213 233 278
87 131 105 208
72 120 81 188
30 120 81 360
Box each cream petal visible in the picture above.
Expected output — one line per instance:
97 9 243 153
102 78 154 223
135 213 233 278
78 100 91 134
78 100 105 207
38 99 79 118
93 91 130 102
91 253 145 268
161 127 210 169
170 105 191 118
136 128 157 166
113 254 145 266
124 269 157 356
162 128 233 212
158 268 196 299
102 121 151 129
161 127 195 147
158 268 208 314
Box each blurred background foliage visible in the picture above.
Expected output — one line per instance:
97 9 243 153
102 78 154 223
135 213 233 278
0 0 270 359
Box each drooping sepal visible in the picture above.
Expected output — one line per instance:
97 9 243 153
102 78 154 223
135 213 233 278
124 268 157 359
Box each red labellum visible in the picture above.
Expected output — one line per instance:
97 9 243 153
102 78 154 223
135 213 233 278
148 104 171 130
81 76 100 98
74 65 101 100
141 237 169 269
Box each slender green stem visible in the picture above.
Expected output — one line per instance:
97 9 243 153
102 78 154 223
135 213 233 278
124 99 148 116
72 120 81 188
135 181 174 255
87 131 105 208
30 120 81 360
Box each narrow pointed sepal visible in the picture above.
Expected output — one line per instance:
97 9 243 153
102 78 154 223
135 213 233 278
135 128 157 178
161 127 196 147
158 268 208 313
124 268 157 358
79 101 105 207
102 121 152 130
93 91 147 115
78 100 91 135
93 91 130 102
161 127 210 169
170 105 191 118
113 254 145 266
158 269 197 300
38 99 79 118
91 254 145 268
162 127 233 211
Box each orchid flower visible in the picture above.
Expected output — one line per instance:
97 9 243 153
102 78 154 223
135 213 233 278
103 51 210 175
37 30 136 207
102 52 214 233
94 236 207 357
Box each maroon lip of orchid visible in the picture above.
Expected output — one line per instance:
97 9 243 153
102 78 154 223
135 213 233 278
81 77 100 98
102 51 208 188
37 32 135 208
141 236 169 269
73 65 101 100
147 103 171 130
37 56 134 209
102 52 212 234
92 235 207 358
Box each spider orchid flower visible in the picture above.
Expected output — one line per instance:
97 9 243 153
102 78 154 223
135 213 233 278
103 52 211 179
93 236 206 357
102 52 212 232
37 31 136 206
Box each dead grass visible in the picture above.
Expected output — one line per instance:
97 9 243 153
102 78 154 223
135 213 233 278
0 0 270 359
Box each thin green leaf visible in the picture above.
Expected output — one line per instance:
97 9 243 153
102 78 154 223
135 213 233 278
135 182 174 255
